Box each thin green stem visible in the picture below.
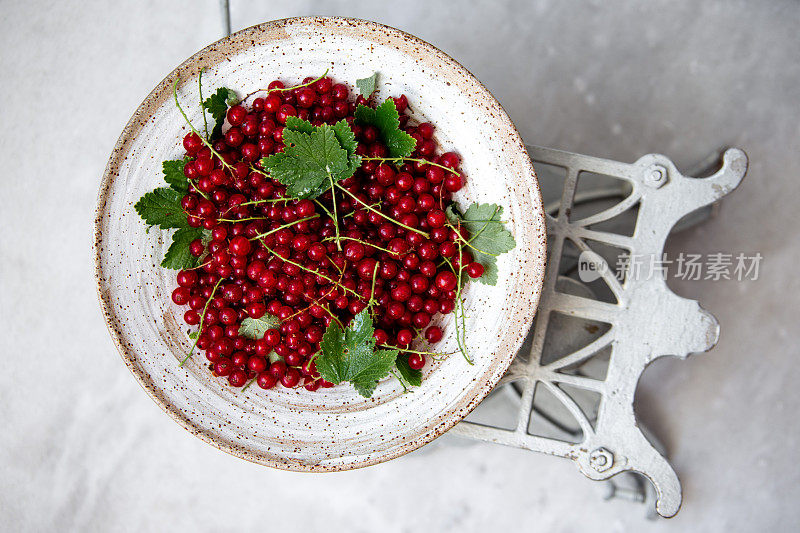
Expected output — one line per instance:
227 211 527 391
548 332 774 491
280 263 345 328
327 256 344 275
443 253 471 364
248 164 268 177
180 278 223 366
456 219 509 223
238 69 329 105
334 182 429 237
185 258 212 271
317 303 345 329
322 235 395 256
187 178 210 200
219 197 286 218
391 369 410 393
362 156 461 176
380 345 456 357
199 67 209 139
446 222 499 257
260 243 361 299
312 198 335 220
344 200 381 217
241 378 256 391
217 216 270 223
173 78 234 172
240 198 287 207
452 230 471 364
328 172 341 250
367 260 381 308
464 205 500 245
248 214 319 241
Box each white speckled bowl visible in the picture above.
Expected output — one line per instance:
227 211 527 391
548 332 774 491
94 17 546 470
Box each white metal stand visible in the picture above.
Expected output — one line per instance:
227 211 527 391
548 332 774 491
450 146 748 518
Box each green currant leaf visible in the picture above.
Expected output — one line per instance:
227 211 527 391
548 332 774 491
284 115 315 134
135 187 186 229
286 117 361 179
315 309 399 398
331 119 358 158
239 313 280 339
285 116 359 164
162 158 189 192
352 350 399 398
395 353 422 387
445 203 516 286
331 119 361 179
202 86 238 139
161 227 205 270
317 321 346 382
356 72 378 97
261 122 360 199
354 99 416 158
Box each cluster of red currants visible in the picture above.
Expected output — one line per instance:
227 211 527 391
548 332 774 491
171 76 484 391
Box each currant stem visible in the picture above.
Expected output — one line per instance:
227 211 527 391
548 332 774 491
318 304 345 329
453 231 471 364
367 260 381 308
218 196 286 219
259 243 361 299
443 243 472 364
185 258 212 271
248 214 320 241
180 277 223 366
248 163 268 177
362 156 461 176
216 216 270 223
322 235 395 256
327 256 344 275
344 200 382 217
240 198 288 207
462 205 500 246
380 345 455 357
327 171 342 251
173 78 234 172
198 67 209 139
283 294 330 325
312 198 335 221
334 182 429 237
238 69 329 105
187 178 210 201
390 369 410 393
280 274 346 329
445 222 499 257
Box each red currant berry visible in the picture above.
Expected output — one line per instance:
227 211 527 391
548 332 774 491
466 262 485 278
425 326 443 343
226 105 247 126
435 271 457 291
257 371 277 389
408 354 426 370
172 287 190 305
281 368 301 388
183 132 203 154
396 329 414 346
229 235 252 256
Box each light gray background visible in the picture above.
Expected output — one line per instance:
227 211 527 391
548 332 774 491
1 1 798 531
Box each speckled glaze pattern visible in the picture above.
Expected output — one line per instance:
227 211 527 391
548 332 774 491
94 17 546 471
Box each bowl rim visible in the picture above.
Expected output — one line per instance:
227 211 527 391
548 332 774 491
94 15 546 471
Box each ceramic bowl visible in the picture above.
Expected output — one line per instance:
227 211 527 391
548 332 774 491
94 16 546 471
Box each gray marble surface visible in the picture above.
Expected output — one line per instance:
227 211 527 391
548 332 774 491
1 1 798 531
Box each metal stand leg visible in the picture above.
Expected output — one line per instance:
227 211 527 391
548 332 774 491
451 146 748 518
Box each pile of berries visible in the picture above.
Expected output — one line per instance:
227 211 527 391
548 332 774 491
171 76 485 391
